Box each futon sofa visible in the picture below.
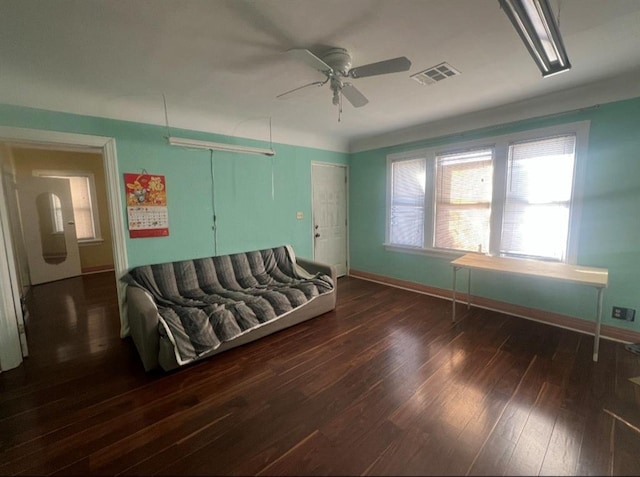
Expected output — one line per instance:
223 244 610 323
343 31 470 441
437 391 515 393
124 245 336 371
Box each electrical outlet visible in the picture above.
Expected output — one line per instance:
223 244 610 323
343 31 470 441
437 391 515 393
612 306 635 321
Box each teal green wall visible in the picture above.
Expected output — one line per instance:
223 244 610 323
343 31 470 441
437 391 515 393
349 96 640 332
4 97 640 333
0 104 348 268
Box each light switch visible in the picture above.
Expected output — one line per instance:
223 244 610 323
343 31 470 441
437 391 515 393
296 211 304 220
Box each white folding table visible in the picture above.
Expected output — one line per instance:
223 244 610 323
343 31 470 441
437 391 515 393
451 253 608 362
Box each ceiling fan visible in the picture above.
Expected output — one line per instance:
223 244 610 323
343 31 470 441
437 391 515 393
277 47 411 119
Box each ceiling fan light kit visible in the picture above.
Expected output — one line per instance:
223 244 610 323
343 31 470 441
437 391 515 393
321 48 352 76
499 0 571 77
278 47 411 120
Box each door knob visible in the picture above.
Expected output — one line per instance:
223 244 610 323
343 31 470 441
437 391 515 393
67 221 75 225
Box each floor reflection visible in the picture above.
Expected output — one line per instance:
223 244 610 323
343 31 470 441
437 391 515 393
24 272 120 366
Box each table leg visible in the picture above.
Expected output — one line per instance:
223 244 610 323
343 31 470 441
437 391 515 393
593 286 604 362
467 269 471 310
452 266 458 323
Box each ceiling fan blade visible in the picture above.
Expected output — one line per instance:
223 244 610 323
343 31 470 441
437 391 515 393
276 80 326 99
342 83 369 108
288 48 333 72
349 56 412 78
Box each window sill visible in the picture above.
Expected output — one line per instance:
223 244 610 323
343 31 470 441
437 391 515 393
78 238 104 247
383 243 472 260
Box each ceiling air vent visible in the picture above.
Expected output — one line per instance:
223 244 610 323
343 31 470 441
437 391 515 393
411 62 460 85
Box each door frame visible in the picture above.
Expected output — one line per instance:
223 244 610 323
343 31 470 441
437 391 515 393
310 161 349 275
0 127 128 372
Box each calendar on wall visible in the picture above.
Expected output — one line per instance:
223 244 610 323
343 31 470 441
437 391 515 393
124 172 169 238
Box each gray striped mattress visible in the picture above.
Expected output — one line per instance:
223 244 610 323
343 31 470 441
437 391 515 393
125 246 334 365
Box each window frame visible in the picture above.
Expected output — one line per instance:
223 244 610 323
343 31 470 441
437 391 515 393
32 169 103 245
385 121 590 264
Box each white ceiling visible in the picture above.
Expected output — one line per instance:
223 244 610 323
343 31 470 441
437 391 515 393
2 0 640 152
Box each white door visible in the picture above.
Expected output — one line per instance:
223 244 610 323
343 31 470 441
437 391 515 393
312 163 348 277
18 177 81 285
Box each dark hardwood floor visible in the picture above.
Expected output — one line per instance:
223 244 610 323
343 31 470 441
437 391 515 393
1 272 639 475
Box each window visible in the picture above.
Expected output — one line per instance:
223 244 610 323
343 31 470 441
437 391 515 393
389 158 426 247
65 176 96 240
386 122 588 263
435 148 493 253
33 170 102 243
500 135 576 261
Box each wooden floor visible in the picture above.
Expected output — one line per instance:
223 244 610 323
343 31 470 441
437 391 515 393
1 272 640 476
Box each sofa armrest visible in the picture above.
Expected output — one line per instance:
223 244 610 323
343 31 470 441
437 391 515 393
126 286 161 372
296 257 338 285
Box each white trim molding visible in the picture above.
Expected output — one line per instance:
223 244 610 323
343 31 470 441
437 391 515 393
0 166 24 371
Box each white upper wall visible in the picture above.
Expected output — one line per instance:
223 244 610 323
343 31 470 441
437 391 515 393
2 1 640 154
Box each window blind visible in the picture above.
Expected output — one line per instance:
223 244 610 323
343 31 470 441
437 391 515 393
500 134 576 261
434 148 493 252
390 158 426 247
68 176 96 240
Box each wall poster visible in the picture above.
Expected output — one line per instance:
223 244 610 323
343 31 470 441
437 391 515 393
124 172 169 238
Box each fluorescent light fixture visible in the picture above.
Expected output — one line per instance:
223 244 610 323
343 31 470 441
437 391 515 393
168 136 275 156
499 0 571 77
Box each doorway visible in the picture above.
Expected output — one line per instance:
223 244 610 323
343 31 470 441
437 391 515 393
0 127 128 373
12 147 116 284
311 162 348 277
